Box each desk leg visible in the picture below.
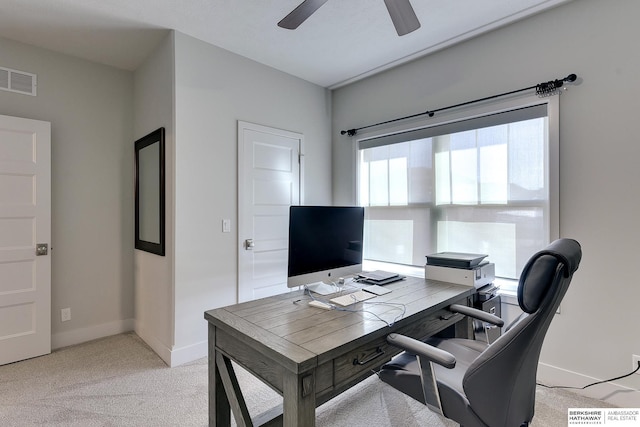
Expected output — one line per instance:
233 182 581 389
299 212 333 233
282 371 316 427
209 324 230 427
455 296 474 339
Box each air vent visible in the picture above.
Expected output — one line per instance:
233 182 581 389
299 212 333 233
0 66 37 96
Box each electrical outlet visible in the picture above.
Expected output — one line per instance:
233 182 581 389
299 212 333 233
633 355 640 374
61 307 71 322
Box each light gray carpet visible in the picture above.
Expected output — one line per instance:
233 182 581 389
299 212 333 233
0 332 613 426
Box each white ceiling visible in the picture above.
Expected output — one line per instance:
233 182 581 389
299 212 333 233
0 0 572 89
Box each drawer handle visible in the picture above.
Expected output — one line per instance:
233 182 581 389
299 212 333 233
353 347 385 366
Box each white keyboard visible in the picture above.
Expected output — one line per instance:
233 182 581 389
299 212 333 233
330 290 376 307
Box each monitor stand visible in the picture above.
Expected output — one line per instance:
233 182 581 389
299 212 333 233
305 281 336 295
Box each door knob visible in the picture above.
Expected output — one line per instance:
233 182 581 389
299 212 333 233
244 239 255 250
36 243 49 256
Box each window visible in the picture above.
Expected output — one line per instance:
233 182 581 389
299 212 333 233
357 95 558 287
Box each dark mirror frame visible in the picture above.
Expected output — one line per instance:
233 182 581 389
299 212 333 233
135 127 165 256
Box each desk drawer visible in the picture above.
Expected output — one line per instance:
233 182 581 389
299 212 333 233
334 335 395 386
333 307 465 387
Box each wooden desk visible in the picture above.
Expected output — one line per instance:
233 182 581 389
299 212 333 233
204 276 475 427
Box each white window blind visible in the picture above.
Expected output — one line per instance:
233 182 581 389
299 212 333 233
357 96 558 283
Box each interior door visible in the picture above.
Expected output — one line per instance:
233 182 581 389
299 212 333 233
0 114 51 365
238 121 302 302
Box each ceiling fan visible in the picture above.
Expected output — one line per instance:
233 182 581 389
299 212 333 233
278 0 421 36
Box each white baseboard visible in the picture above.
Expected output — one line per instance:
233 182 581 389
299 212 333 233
52 318 135 350
52 320 206 368
538 362 640 407
168 340 207 367
134 323 206 367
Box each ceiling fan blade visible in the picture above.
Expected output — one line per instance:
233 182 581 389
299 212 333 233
384 0 421 36
278 0 330 30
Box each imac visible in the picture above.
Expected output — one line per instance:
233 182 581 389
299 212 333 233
287 206 364 293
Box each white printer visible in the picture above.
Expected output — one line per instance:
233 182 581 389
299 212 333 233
425 252 495 289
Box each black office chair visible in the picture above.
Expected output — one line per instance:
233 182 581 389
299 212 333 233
378 238 581 427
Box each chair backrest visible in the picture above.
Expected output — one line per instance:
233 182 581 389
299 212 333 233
461 239 581 427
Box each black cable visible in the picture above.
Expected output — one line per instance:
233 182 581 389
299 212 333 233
340 73 577 137
537 361 640 391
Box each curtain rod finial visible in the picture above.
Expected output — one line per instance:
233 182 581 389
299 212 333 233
341 129 357 137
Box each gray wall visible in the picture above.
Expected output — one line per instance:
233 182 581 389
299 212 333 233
332 0 640 405
134 31 332 365
0 29 332 366
172 31 332 355
0 37 135 346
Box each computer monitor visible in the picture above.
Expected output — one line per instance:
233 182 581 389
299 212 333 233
287 206 364 290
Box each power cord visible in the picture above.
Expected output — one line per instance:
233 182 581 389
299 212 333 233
358 301 406 327
299 288 407 327
537 361 640 391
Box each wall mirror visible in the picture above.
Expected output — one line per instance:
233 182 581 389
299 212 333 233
135 127 165 256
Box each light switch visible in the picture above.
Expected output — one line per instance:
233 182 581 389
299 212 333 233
222 219 231 233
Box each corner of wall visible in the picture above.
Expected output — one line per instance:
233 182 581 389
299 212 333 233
133 26 177 366
134 321 172 366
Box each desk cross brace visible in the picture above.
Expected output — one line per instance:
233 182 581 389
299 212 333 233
215 351 286 427
215 352 252 427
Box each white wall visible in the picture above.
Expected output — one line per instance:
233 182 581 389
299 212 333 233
133 31 332 366
332 0 640 406
0 37 135 347
133 32 176 362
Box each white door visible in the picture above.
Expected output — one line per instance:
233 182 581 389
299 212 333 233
0 114 51 365
238 121 302 302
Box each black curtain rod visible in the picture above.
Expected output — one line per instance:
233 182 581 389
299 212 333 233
340 73 577 137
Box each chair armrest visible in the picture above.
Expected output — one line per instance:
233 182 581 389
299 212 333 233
387 333 456 368
386 333 452 415
449 304 504 327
